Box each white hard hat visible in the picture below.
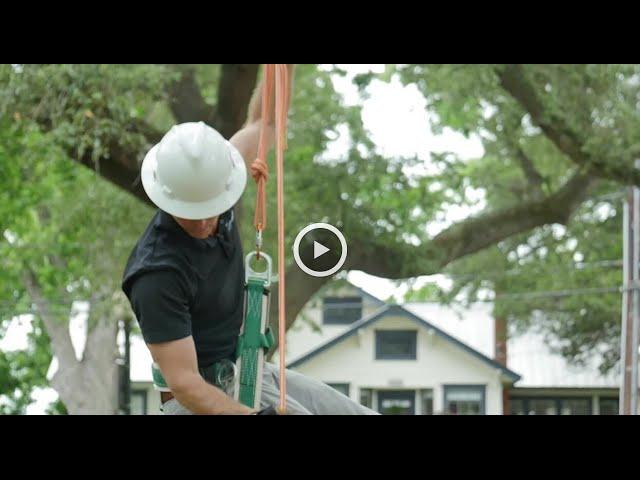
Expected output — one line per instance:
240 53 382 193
141 121 247 220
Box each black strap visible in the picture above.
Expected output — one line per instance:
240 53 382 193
254 405 279 415
198 359 235 387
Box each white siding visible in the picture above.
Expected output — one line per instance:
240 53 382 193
291 314 505 414
281 284 383 362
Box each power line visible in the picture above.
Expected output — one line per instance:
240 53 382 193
589 190 626 202
0 282 625 314
493 286 621 300
437 259 622 282
404 286 622 303
0 257 627 316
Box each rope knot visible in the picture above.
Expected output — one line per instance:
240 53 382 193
251 158 269 183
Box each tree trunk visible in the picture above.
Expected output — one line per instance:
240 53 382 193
23 270 120 414
50 316 119 415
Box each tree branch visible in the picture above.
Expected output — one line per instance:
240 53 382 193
269 171 597 341
515 145 545 195
165 65 216 124
29 65 259 208
496 64 585 159
29 114 164 207
44 66 259 207
76 138 156 206
496 64 640 185
213 64 260 138
346 171 599 279
500 115 545 199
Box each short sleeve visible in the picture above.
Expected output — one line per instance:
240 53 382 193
128 269 192 344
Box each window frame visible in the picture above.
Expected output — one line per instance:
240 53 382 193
322 296 363 325
130 389 148 415
443 385 486 415
359 388 373 409
509 396 593 415
598 397 619 415
326 383 350 397
375 330 418 360
378 390 416 415
420 389 434 415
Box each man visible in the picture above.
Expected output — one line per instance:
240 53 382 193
122 65 376 415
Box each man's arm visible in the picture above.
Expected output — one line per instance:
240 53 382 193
230 64 296 168
129 270 254 415
148 336 254 415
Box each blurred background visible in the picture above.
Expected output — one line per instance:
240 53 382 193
1 64 638 415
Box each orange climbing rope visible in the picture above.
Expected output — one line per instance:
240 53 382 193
250 64 290 414
251 65 273 236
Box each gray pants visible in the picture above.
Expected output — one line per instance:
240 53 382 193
162 362 379 415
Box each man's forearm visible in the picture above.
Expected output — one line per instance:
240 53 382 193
246 64 295 126
173 373 254 415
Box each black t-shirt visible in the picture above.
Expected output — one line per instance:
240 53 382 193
121 208 245 368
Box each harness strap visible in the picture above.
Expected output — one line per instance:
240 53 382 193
235 326 275 357
151 360 236 392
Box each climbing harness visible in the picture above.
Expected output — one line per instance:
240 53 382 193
152 358 238 395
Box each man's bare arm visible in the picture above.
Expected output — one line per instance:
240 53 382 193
148 336 254 415
230 64 295 168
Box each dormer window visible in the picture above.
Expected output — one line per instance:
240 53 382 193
323 296 362 324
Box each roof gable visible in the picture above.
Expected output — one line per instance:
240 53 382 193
287 303 521 382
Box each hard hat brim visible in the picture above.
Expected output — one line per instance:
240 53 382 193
140 140 248 220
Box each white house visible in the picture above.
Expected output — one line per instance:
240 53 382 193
393 302 623 415
282 303 519 415
128 280 629 415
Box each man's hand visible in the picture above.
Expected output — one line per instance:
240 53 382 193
253 405 280 415
230 64 296 170
148 336 253 415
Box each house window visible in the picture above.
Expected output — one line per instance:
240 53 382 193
375 330 417 360
421 389 434 415
599 398 619 415
130 390 148 415
360 388 373 409
444 386 485 415
560 398 590 415
511 397 593 415
510 399 526 415
323 296 362 325
528 399 557 415
327 383 350 397
378 390 416 415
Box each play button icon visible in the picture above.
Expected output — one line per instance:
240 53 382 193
314 241 330 259
293 223 348 277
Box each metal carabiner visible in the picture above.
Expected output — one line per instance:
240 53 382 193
255 229 263 260
245 251 272 286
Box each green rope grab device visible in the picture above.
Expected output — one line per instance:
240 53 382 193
233 251 274 408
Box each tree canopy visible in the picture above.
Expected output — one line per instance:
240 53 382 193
1 64 638 412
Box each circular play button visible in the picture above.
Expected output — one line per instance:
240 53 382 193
293 223 347 277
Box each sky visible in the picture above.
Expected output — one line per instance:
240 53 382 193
1 64 485 413
323 64 484 301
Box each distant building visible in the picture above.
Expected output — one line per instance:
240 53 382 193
129 280 627 415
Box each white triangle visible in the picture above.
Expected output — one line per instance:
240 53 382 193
313 241 330 259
